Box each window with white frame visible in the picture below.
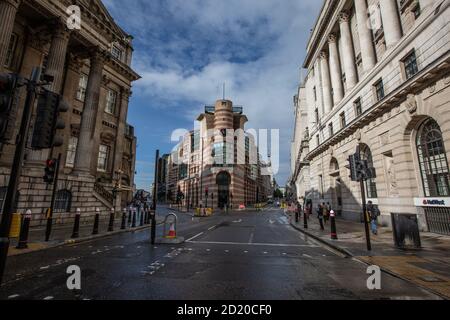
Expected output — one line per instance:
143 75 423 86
105 89 117 115
97 144 110 172
76 74 88 101
66 137 78 168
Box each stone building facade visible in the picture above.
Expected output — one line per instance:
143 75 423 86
165 100 272 209
0 0 139 226
290 0 450 235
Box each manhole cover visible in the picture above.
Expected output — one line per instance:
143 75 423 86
418 275 445 283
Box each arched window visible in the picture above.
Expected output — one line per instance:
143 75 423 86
417 119 450 197
360 144 378 199
54 190 72 213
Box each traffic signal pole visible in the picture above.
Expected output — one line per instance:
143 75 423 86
0 67 41 285
45 152 62 242
151 150 159 245
360 179 372 251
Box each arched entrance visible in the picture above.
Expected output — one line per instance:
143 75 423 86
216 171 231 209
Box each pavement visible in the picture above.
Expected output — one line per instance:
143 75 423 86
0 205 442 300
287 211 450 299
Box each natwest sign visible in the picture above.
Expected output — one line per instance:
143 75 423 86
414 198 450 207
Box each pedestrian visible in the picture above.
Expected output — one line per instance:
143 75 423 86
322 202 329 224
317 203 324 231
296 200 302 223
367 201 380 235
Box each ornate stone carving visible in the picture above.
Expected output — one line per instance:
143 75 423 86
328 33 337 43
355 129 362 142
319 51 328 60
339 11 350 23
428 83 436 94
405 94 417 114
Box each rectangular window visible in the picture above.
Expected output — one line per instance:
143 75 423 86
403 50 419 80
111 45 124 62
316 134 320 147
76 74 88 102
328 123 334 137
315 108 319 124
374 79 385 102
4 33 18 68
191 131 200 152
179 163 188 179
105 89 117 114
66 137 78 168
313 87 317 101
97 144 110 172
354 98 362 117
340 112 346 129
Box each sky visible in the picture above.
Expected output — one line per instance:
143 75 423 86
102 0 323 191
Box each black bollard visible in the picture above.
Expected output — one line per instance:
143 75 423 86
71 208 81 239
92 208 100 235
303 207 308 229
121 208 127 230
108 208 115 232
140 208 144 227
16 210 32 249
132 209 137 228
330 210 338 240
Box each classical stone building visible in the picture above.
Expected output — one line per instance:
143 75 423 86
165 99 272 209
290 0 450 234
0 0 139 226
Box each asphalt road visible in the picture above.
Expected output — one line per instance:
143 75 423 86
0 207 440 300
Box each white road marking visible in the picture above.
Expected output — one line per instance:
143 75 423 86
263 252 268 254
43 296 54 300
208 225 218 231
244 251 248 253
186 232 204 242
187 240 318 248
303 254 312 258
8 294 19 299
40 266 50 270
248 232 254 244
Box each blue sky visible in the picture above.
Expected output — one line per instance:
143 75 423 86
102 0 323 191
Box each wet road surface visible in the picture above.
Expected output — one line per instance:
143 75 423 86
0 207 440 300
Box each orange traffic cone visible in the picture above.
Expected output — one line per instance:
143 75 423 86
167 223 176 239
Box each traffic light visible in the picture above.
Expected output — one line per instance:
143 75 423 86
44 158 57 184
348 154 358 181
31 90 69 150
0 73 19 142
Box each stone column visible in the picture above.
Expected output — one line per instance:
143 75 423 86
354 0 377 72
73 50 105 175
379 0 402 48
45 20 71 94
113 87 131 174
0 0 21 71
339 12 358 90
328 34 343 104
27 20 71 163
319 51 333 115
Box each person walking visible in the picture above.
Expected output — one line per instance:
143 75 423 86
317 203 325 231
322 202 329 225
367 201 380 235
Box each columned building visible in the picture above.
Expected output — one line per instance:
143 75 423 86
290 0 450 234
166 100 271 209
0 0 140 225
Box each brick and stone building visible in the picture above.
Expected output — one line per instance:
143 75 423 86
290 0 450 234
0 0 139 226
166 100 272 209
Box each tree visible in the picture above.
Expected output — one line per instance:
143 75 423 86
273 189 283 199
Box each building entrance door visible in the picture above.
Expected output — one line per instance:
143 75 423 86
217 172 231 209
